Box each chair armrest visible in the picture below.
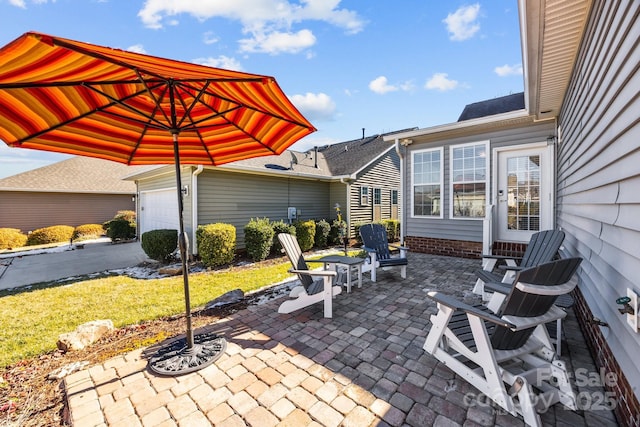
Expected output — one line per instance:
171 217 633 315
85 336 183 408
362 246 377 253
498 264 524 272
289 268 337 277
482 254 523 263
427 291 516 329
483 282 511 294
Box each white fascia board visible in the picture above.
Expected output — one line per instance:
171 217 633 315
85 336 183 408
382 109 531 142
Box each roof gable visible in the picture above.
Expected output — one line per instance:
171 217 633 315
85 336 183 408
0 156 139 193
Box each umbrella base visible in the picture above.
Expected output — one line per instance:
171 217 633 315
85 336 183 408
148 331 226 376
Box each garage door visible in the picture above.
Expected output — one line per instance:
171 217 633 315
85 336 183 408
139 189 180 235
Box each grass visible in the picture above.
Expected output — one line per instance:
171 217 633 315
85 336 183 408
0 259 299 368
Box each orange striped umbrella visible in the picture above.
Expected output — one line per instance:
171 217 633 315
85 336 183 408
0 32 316 375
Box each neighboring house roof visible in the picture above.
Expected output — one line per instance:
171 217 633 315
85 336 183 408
126 129 414 181
0 156 139 193
457 92 525 121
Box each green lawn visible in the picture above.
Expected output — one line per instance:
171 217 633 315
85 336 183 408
0 260 298 368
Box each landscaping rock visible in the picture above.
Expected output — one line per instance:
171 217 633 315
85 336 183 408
202 289 244 314
158 265 182 275
47 361 89 380
56 320 114 352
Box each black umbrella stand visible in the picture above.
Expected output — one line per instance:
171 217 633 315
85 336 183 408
148 132 227 376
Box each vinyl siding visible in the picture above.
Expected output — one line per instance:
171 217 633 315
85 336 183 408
196 169 330 248
349 151 400 231
556 0 640 398
404 121 555 242
0 191 134 232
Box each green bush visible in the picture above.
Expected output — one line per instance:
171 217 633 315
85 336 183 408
26 225 75 246
329 219 347 245
314 219 331 248
381 219 401 242
244 218 274 262
141 229 178 262
197 223 236 267
104 210 136 241
0 228 28 250
294 220 315 252
72 224 105 241
271 220 296 255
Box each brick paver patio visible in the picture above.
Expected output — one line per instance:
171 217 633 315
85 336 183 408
64 253 620 426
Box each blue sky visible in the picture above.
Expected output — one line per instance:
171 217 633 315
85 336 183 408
0 0 524 179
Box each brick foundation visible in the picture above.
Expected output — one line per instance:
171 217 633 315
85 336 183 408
405 236 482 259
573 287 640 426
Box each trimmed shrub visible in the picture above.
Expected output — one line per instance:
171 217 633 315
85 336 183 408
294 220 315 252
314 219 331 248
104 210 136 241
197 223 236 267
270 220 296 255
26 225 74 246
244 218 274 262
72 224 105 241
141 229 178 262
381 219 401 242
329 219 347 245
0 228 28 250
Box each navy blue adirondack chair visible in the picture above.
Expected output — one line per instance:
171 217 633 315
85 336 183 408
359 223 408 282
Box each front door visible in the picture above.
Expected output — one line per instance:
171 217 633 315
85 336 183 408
496 144 553 241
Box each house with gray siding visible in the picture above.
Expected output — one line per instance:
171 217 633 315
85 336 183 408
126 130 407 250
385 0 640 424
0 156 138 233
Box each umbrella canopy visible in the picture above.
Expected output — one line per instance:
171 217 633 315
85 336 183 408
0 32 316 375
0 32 315 165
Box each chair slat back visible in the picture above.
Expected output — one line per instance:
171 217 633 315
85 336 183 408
360 224 392 260
490 257 582 350
520 229 565 268
278 233 313 287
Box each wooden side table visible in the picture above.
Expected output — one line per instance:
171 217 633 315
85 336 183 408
316 255 365 293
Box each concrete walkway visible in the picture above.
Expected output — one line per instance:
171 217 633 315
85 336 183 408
64 253 619 427
0 240 149 290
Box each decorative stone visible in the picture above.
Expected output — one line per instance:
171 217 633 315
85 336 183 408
203 289 244 314
158 266 182 275
57 319 114 352
48 361 89 380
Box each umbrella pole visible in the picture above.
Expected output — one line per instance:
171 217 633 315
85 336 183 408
171 134 194 350
148 132 226 376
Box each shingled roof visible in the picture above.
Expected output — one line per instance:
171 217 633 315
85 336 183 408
317 128 418 176
458 92 525 121
0 156 139 193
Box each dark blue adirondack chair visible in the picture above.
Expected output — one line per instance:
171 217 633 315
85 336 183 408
359 223 408 282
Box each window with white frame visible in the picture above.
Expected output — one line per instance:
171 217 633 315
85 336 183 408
360 186 369 205
450 141 488 219
412 148 442 217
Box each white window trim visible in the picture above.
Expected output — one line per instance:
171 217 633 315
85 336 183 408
449 140 489 220
373 188 382 206
360 186 369 205
411 146 444 219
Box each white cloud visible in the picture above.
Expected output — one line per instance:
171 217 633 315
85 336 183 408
289 92 336 121
193 55 243 71
137 0 365 55
443 3 481 41
126 44 147 54
8 0 26 7
425 73 459 91
239 29 316 55
368 76 413 95
494 63 523 77
369 76 397 94
203 31 219 45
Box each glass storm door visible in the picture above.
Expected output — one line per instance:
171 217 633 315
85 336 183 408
497 145 553 241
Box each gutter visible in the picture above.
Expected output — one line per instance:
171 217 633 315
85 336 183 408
191 165 204 255
339 177 352 238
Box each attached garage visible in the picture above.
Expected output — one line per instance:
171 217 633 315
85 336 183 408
139 188 180 235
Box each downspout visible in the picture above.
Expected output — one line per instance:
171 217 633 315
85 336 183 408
191 165 204 255
340 177 351 238
395 138 412 245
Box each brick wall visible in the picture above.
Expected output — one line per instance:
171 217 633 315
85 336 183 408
405 236 482 259
574 287 640 426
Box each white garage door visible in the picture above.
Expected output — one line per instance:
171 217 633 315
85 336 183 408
139 189 180 235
